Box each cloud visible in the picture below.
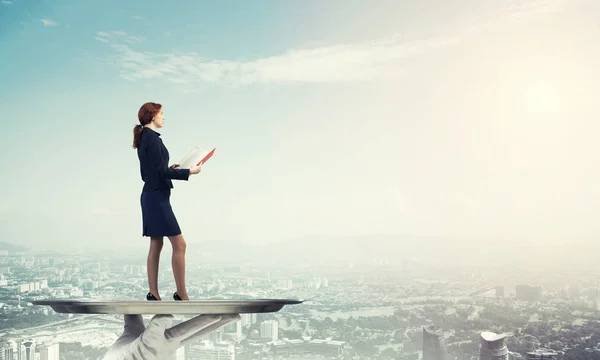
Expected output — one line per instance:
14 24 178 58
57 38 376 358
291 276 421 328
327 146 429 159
96 31 456 86
41 19 57 27
94 0 575 87
96 31 144 45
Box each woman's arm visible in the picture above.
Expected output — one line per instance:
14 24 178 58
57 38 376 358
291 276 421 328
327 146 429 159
145 137 190 181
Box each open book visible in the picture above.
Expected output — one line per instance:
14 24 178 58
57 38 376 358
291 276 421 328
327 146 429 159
178 147 216 169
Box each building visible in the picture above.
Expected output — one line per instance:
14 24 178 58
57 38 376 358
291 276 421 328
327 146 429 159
260 320 278 342
479 332 511 360
0 342 16 360
185 341 234 360
269 337 345 357
515 285 543 302
19 341 35 360
223 320 242 341
240 313 257 327
525 349 558 359
422 326 449 360
38 343 60 360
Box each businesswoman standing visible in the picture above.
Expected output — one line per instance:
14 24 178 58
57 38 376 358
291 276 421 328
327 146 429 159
133 102 202 301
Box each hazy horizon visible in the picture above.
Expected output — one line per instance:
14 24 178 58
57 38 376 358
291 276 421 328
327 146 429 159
1 0 599 254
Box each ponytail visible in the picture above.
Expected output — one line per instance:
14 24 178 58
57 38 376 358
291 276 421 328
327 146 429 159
132 125 143 149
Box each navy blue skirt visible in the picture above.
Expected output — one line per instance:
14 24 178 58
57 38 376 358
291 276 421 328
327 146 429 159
140 189 182 237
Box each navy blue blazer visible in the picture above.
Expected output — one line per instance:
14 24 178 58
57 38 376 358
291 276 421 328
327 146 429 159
137 127 190 192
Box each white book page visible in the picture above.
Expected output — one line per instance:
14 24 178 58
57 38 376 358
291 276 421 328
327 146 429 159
178 146 209 169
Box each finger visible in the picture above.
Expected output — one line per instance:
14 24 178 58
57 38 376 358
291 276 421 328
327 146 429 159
164 314 222 342
123 315 146 337
141 314 174 343
179 314 241 347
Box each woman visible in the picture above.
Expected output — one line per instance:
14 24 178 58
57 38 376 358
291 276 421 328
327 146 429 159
132 102 202 301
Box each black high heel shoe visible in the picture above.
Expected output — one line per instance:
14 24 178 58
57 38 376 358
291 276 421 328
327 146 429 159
146 292 160 301
173 292 183 301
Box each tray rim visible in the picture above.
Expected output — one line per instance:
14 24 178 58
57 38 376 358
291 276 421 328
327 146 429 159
30 298 304 314
31 298 303 305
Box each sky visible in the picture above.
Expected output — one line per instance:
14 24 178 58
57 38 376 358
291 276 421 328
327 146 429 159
1 0 599 252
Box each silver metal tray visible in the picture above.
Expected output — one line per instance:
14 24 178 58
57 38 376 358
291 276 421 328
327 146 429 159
30 299 303 314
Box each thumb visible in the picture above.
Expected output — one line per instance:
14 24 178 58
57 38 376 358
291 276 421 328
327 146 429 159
142 314 174 343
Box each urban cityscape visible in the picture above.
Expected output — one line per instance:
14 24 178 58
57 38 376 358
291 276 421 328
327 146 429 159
0 239 599 360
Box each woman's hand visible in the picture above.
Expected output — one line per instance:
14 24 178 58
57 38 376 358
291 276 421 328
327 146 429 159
190 164 202 175
169 163 180 169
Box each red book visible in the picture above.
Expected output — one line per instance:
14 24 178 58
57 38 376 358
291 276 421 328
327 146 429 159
197 147 215 166
178 147 216 169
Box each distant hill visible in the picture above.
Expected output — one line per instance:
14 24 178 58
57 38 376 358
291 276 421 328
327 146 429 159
193 239 263 262
0 242 29 254
196 239 256 255
259 233 528 267
261 233 600 270
191 234 459 264
263 233 444 261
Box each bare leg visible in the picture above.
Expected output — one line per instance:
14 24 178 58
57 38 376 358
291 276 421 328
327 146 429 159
168 234 189 300
147 237 163 299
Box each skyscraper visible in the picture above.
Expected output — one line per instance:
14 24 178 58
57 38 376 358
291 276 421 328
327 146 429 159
260 320 279 342
479 332 510 360
38 343 60 360
422 326 449 360
22 341 34 360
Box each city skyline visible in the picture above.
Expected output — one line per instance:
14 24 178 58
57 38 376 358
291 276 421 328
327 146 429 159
0 246 596 359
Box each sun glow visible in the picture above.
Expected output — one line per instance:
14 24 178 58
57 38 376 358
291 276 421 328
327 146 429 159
523 81 563 115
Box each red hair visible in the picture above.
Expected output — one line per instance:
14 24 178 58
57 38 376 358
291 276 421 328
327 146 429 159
132 102 162 149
